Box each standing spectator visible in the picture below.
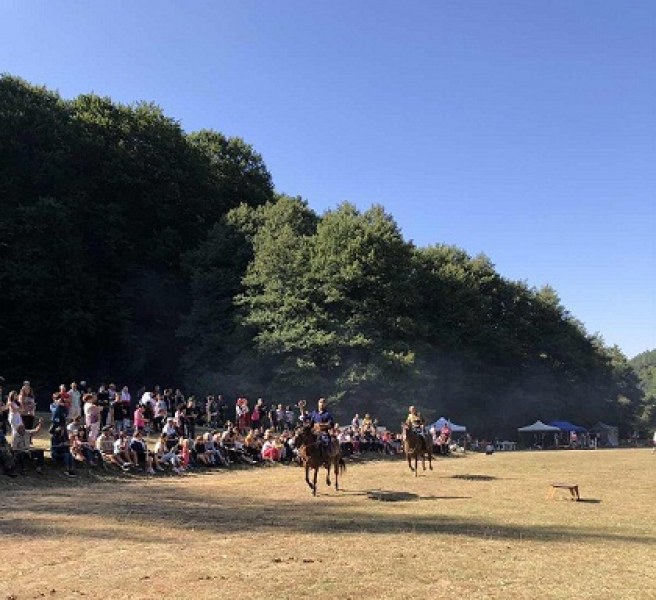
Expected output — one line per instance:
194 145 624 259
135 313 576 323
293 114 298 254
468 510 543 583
7 390 23 433
163 388 174 415
133 405 148 433
217 395 228 427
112 394 126 434
250 401 261 431
361 413 374 434
19 381 36 427
235 398 249 433
351 413 361 430
297 400 311 427
206 395 218 428
68 382 82 422
275 404 286 433
18 384 37 430
0 389 8 435
153 394 168 432
285 405 295 431
183 397 197 439
96 384 111 428
84 393 101 442
120 386 132 430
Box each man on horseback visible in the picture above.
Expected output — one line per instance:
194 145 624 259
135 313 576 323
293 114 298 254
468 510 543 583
310 397 335 459
405 405 424 433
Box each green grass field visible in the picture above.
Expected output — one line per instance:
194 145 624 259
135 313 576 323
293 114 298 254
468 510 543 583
1 447 654 599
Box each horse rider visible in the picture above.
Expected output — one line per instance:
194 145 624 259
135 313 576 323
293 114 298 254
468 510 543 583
405 405 425 433
310 397 335 458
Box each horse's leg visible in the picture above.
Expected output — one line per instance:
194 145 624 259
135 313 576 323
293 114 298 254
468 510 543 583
305 463 314 492
312 465 318 496
414 454 418 477
407 453 414 472
325 462 331 487
333 458 339 491
428 449 433 471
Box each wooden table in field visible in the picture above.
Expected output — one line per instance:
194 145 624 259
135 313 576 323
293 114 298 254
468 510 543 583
549 483 580 501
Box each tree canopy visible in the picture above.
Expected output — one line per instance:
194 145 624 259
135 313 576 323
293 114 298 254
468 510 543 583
0 74 645 436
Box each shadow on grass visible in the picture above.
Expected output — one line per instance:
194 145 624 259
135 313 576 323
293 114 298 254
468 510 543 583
451 474 498 481
0 478 649 547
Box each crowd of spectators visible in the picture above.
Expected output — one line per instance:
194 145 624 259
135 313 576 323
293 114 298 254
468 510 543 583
0 379 400 478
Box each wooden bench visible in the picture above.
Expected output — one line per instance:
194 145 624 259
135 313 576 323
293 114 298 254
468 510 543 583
549 483 579 501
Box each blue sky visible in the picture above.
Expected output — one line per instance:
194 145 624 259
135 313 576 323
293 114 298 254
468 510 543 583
2 1 654 357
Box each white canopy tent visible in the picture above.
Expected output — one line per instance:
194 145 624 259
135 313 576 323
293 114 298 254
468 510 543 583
429 417 467 433
517 420 561 433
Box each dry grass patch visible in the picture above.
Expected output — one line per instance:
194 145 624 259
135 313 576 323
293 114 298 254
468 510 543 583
1 449 654 599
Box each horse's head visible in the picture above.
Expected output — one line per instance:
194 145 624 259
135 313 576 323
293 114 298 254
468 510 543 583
294 425 317 448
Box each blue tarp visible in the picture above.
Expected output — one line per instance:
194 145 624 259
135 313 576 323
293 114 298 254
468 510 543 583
548 420 587 433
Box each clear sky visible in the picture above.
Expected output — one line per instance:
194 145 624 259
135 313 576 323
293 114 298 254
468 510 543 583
2 1 654 358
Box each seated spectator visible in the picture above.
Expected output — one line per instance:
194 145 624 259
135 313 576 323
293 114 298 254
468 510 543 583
244 429 263 462
202 432 225 467
338 428 353 457
11 420 46 474
96 427 130 470
192 435 213 467
114 432 137 466
50 423 77 477
0 428 17 477
67 415 83 437
180 438 191 469
154 433 182 473
261 431 280 463
129 430 156 474
70 433 94 466
210 431 229 466
162 417 180 450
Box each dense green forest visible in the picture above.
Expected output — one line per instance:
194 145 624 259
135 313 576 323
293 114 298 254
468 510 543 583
629 350 656 428
0 75 648 435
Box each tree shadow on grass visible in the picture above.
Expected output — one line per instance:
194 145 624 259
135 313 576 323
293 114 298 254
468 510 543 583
0 480 649 547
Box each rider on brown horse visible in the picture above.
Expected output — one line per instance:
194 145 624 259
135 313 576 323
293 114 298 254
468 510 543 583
310 397 335 459
405 405 425 433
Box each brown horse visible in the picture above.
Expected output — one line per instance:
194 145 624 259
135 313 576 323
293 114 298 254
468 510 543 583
294 426 346 496
402 424 433 477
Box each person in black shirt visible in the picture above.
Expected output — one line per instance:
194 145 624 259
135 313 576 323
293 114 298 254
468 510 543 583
96 384 110 429
183 397 197 439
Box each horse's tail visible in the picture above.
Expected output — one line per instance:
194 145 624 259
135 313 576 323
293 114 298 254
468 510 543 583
338 457 346 474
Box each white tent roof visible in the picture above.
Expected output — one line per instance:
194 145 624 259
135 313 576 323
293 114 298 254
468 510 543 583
517 420 561 433
429 417 467 432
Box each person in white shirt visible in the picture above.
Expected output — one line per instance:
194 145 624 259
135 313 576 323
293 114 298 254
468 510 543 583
154 433 182 473
68 382 82 421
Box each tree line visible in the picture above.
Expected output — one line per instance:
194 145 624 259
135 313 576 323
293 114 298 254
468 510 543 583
0 75 650 436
